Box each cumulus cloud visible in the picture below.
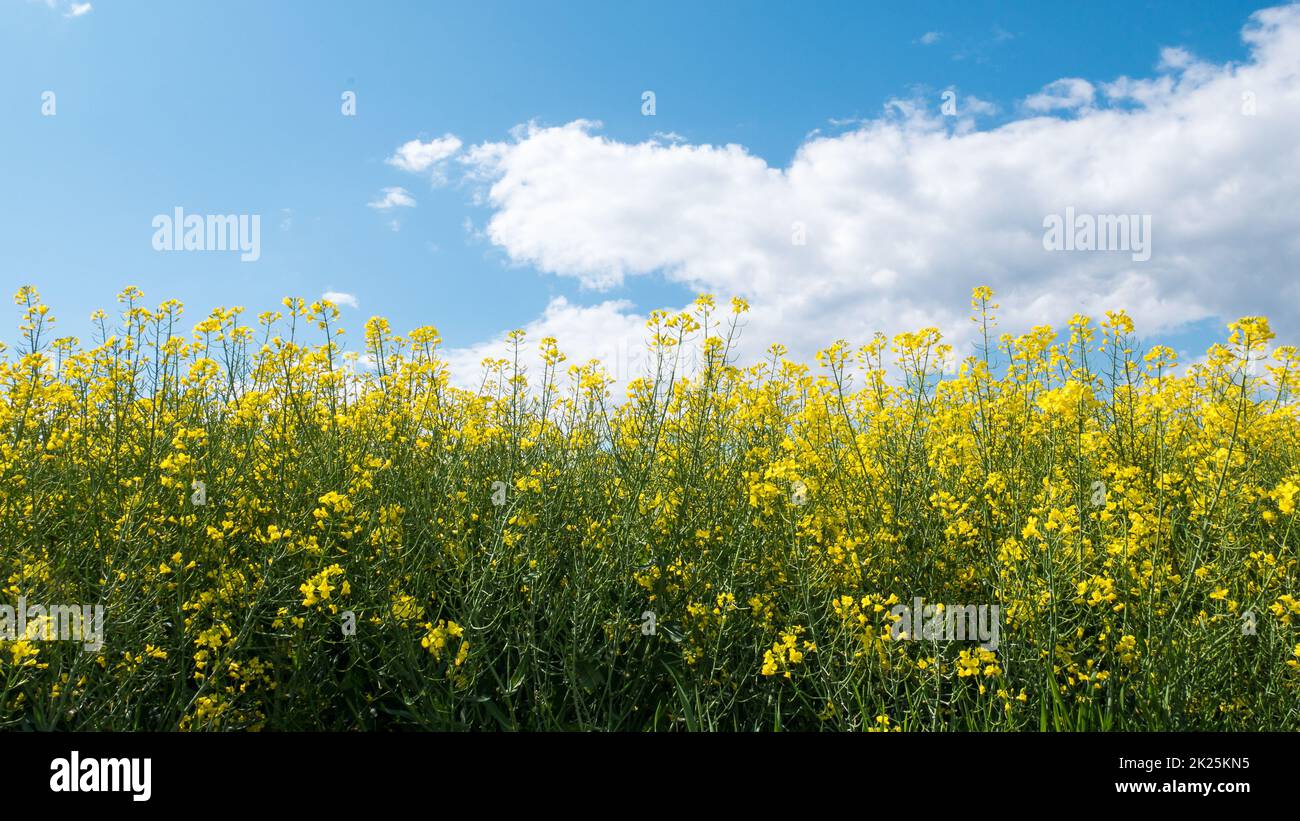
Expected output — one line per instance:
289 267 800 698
440 297 661 392
386 135 463 184
367 187 416 210
322 290 359 309
917 31 943 45
447 4 1300 387
31 0 91 17
1023 78 1097 112
963 95 999 117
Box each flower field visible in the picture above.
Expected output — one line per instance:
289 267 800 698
1 284 1298 731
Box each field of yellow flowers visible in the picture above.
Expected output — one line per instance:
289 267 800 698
1 284 1297 731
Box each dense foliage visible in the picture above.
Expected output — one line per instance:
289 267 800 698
1 285 1297 730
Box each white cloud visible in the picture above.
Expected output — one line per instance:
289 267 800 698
448 4 1300 384
441 297 662 394
1159 46 1197 71
31 0 91 17
1023 78 1096 112
367 186 416 210
918 31 943 45
322 290 359 309
653 131 688 143
386 135 463 184
963 95 999 117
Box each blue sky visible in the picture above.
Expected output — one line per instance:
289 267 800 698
2 0 1295 381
